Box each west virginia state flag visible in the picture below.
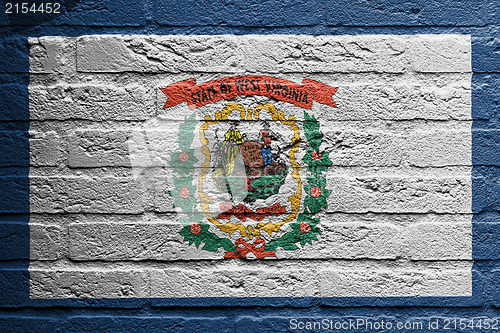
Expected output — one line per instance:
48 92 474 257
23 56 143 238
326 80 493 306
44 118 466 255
28 34 472 298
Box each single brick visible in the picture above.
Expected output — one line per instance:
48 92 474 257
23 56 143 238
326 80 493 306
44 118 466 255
408 35 471 73
319 265 472 297
0 317 62 333
473 129 500 166
29 84 155 121
0 38 28 73
30 131 65 167
330 83 471 121
155 0 321 27
0 176 29 213
68 222 221 261
0 222 29 259
325 0 491 26
77 35 245 73
0 84 29 121
150 267 319 297
401 222 472 260
244 35 407 73
29 36 76 74
65 316 232 333
53 0 147 27
326 175 471 213
405 130 472 167
30 223 66 260
323 129 471 167
29 176 150 214
0 131 29 166
472 222 500 259
68 129 131 168
29 269 149 299
472 37 500 73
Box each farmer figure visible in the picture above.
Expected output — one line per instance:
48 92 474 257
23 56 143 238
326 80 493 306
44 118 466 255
260 122 275 166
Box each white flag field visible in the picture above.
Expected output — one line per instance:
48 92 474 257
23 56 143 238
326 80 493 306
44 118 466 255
28 34 472 298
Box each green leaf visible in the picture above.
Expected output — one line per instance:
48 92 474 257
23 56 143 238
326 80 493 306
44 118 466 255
304 111 323 151
281 243 299 251
201 239 220 252
220 238 237 252
178 113 197 151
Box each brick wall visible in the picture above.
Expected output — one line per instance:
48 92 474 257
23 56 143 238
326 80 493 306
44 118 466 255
1 0 499 332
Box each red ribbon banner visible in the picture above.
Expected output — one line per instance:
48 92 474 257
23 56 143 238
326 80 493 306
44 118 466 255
160 75 338 110
224 238 276 259
217 203 287 222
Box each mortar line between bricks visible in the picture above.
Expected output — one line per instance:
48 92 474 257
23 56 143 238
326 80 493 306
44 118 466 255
29 258 475 266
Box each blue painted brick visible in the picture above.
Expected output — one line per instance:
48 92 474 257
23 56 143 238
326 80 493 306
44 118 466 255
0 223 29 260
150 297 314 308
0 269 29 307
65 317 234 333
325 0 492 26
0 84 29 121
0 176 29 213
0 39 28 73
0 131 29 166
492 270 500 307
473 130 500 166
0 317 64 333
155 0 321 27
473 223 500 259
473 37 500 73
472 167 500 213
53 0 147 27
472 75 500 125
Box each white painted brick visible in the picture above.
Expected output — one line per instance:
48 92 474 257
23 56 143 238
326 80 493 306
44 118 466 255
329 83 471 121
68 129 131 168
29 36 76 74
77 35 246 73
30 224 66 260
29 131 65 166
323 129 403 166
68 222 221 261
401 223 472 260
319 265 472 297
29 176 156 214
150 267 318 297
29 84 155 121
408 35 472 73
406 130 472 167
69 127 180 168
325 129 472 167
326 175 471 213
244 35 407 73
29 269 149 299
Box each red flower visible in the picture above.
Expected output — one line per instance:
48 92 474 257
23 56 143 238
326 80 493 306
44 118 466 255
179 187 190 199
310 186 322 198
179 152 190 162
190 223 201 235
311 151 322 161
300 222 311 234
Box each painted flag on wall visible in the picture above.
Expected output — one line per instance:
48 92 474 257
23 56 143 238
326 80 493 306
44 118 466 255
29 34 472 298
